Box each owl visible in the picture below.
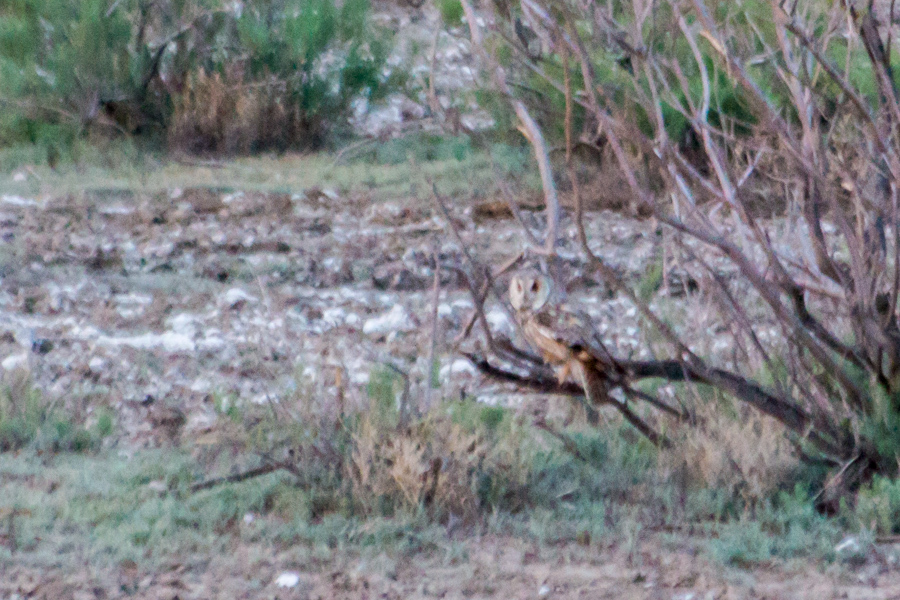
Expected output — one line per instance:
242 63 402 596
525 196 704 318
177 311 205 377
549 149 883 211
509 272 620 408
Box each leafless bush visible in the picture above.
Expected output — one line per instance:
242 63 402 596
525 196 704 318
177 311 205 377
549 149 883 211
460 0 900 496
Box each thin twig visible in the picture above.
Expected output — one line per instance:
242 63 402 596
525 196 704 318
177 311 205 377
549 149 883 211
424 240 441 411
191 463 281 492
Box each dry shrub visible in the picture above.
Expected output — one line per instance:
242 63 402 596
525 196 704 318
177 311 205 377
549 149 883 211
167 70 294 155
350 414 488 519
661 401 799 504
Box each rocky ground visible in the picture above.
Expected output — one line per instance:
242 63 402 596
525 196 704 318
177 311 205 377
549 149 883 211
0 173 668 448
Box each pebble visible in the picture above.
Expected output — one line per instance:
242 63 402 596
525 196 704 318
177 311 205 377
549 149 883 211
275 572 301 588
223 288 257 308
1 353 28 371
362 305 417 335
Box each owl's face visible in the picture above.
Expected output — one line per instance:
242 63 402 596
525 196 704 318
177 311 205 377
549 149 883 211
509 272 552 312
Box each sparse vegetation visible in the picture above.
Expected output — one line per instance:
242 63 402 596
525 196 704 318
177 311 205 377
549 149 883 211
0 371 110 453
9 0 900 595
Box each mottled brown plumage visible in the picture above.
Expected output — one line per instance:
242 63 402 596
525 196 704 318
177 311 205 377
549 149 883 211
509 272 619 407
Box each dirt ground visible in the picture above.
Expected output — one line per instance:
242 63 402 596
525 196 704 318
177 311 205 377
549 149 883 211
6 533 900 600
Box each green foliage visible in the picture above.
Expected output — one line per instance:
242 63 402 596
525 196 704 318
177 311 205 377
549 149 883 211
489 142 532 175
854 475 900 534
0 0 396 162
0 0 140 145
637 256 664 302
0 374 109 453
437 0 464 25
0 375 45 451
225 0 391 148
372 133 473 165
366 366 402 427
709 485 841 566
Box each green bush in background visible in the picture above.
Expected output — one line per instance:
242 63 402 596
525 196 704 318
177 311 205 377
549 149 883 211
0 0 394 160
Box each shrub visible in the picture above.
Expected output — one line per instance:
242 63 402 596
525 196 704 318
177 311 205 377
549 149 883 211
169 0 393 153
0 0 140 150
0 0 396 161
462 0 900 501
854 476 900 535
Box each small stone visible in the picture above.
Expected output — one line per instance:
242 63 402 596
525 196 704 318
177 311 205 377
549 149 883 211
440 359 477 380
363 305 417 336
223 288 257 309
538 584 551 597
322 307 348 328
2 353 28 371
836 535 865 562
1 195 38 207
88 356 106 372
275 572 301 588
147 480 167 493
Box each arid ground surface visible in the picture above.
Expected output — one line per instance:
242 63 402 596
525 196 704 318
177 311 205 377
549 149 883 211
2 156 900 599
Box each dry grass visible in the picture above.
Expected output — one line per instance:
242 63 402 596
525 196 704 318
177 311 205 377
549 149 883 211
351 415 486 518
168 70 302 155
660 399 799 504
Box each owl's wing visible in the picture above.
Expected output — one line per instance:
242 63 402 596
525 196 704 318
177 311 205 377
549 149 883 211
534 307 616 367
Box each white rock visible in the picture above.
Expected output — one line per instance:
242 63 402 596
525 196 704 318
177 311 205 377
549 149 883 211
88 356 106 372
835 536 862 556
147 480 167 493
98 204 134 215
168 314 197 336
322 307 347 328
186 410 216 432
243 512 255 524
440 359 477 380
1 353 28 371
538 584 551 597
363 305 416 336
198 334 225 351
190 378 211 393
275 572 301 588
1 195 37 207
486 308 513 335
223 288 257 308
12 171 26 182
98 332 195 353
